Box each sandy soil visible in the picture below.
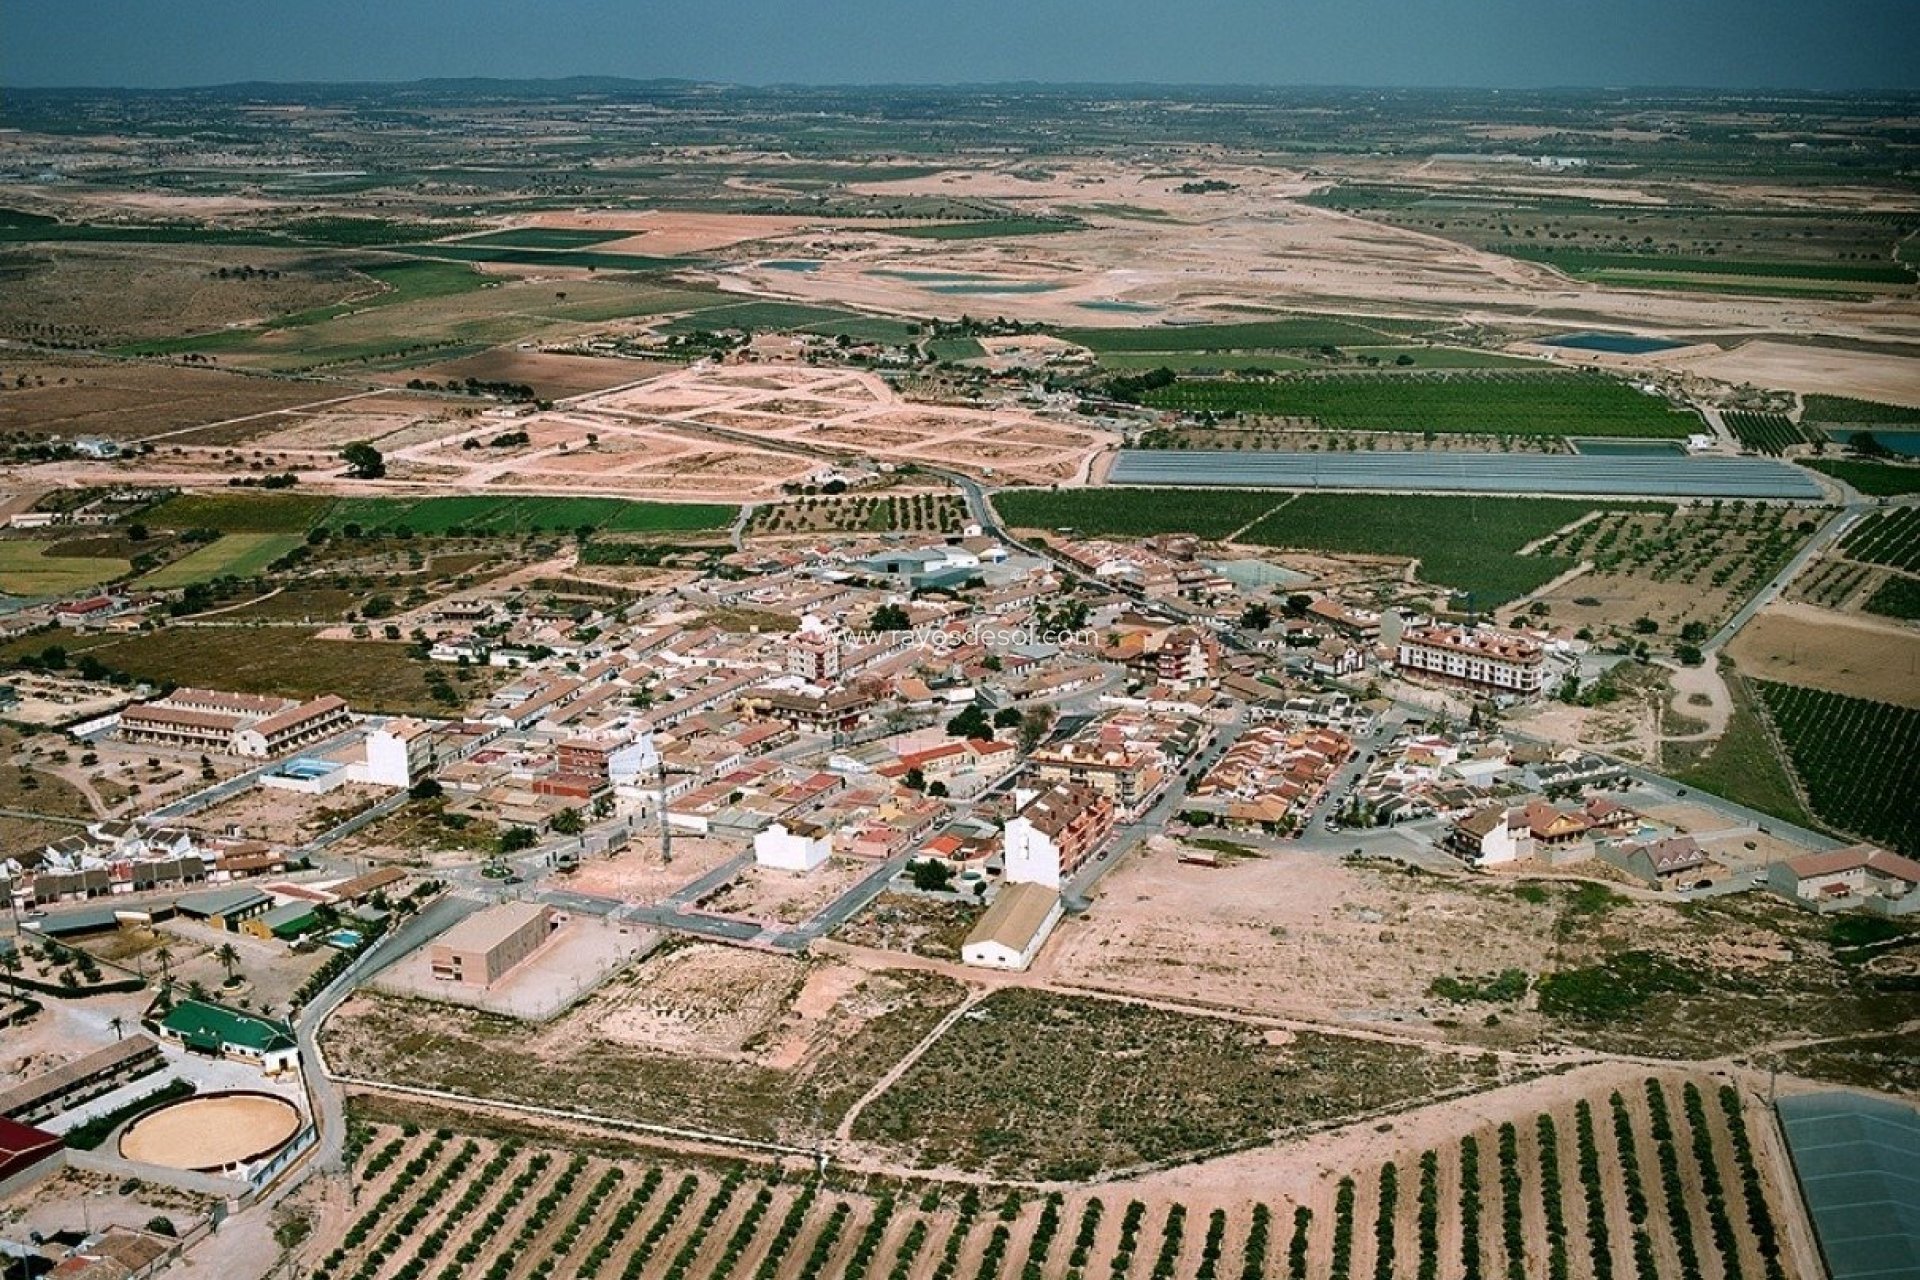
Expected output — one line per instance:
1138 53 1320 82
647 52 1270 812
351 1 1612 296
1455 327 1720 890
564 833 741 902
119 1093 301 1169
703 857 874 925
1727 601 1920 707
1674 340 1920 408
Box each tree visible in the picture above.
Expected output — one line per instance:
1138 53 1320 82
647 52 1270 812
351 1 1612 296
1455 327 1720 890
945 703 992 740
1240 602 1274 632
1633 616 1659 635
108 1015 124 1041
1679 620 1709 643
871 603 911 632
550 807 585 836
215 942 241 984
341 441 385 479
498 825 537 854
409 778 444 801
591 793 615 821
903 767 928 792
910 859 955 892
993 707 1022 729
1283 593 1313 618
153 945 175 987
928 780 950 798
1017 705 1057 752
146 1216 177 1238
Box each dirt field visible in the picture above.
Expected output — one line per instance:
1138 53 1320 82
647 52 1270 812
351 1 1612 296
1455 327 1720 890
0 357 355 441
1673 340 1920 407
525 210 819 255
378 349 672 400
1726 601 1920 707
563 833 742 902
701 857 874 924
119 1093 302 1170
180 781 387 846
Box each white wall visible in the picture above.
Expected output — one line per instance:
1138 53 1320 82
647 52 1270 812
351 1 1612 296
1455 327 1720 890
1003 816 1062 889
754 823 831 872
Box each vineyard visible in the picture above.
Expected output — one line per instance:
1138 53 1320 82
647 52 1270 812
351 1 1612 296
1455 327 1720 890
992 487 1288 540
1838 507 1920 572
1237 494 1627 604
1756 682 1920 855
1723 413 1814 456
1137 372 1697 439
1863 574 1920 621
746 493 969 537
1804 459 1920 497
304 1073 1801 1280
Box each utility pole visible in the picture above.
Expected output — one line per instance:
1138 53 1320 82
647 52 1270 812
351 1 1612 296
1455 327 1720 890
656 757 671 866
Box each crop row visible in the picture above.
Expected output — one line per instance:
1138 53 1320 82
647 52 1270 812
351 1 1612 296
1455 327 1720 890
1758 681 1920 855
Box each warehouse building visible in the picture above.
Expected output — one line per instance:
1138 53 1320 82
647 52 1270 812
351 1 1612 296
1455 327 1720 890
961 883 1064 971
428 902 556 987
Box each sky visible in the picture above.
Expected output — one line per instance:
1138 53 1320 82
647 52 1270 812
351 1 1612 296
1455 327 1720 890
4 0 1916 91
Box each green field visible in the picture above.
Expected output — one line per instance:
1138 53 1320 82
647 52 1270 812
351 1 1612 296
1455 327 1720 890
323 496 735 536
926 336 986 361
879 218 1083 240
1841 508 1920 573
141 534 304 588
1757 682 1920 854
399 244 689 271
1806 459 1920 496
1864 576 1920 622
145 491 735 537
445 228 634 249
1094 351 1317 373
1665 673 1816 830
993 487 1289 540
146 492 338 533
1140 372 1698 438
1724 412 1811 456
0 540 129 597
1059 317 1430 353
1501 245 1916 286
80 627 477 715
1801 396 1920 425
1239 493 1640 602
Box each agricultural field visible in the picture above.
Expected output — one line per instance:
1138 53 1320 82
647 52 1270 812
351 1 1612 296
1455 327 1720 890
0 355 350 441
1531 503 1820 639
1805 459 1920 496
143 491 735 537
444 227 635 249
1665 672 1817 830
1800 395 1920 426
1756 681 1920 855
1863 575 1920 621
1138 372 1699 438
994 486 1288 540
744 492 968 537
852 987 1500 1181
1838 506 1920 573
1723 412 1813 456
880 217 1084 239
295 1069 1806 1280
70 626 476 715
1241 493 1628 604
656 299 920 343
1058 316 1434 353
0 537 129 596
139 532 303 588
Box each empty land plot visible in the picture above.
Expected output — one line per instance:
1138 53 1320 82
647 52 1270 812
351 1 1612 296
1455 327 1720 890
1728 603 1920 708
853 986 1497 1181
1140 372 1699 437
1665 670 1816 829
80 626 472 714
0 358 343 440
0 539 128 596
140 533 302 587
388 348 671 399
324 961 968 1145
1239 493 1624 603
1757 681 1920 855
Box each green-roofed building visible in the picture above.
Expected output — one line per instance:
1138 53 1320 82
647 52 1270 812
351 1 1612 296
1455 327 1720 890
158 999 299 1075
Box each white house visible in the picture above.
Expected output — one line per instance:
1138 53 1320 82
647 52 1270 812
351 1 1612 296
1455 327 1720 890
1448 805 1534 865
355 717 435 789
754 820 832 873
961 882 1064 971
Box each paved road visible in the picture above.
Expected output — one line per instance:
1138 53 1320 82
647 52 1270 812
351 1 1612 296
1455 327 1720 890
288 893 483 1185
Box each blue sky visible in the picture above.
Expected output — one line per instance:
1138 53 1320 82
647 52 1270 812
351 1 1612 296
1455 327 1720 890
5 0 1915 90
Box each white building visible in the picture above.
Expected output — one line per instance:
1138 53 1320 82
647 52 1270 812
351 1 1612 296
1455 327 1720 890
754 820 833 873
1396 625 1545 697
961 882 1064 971
357 717 435 788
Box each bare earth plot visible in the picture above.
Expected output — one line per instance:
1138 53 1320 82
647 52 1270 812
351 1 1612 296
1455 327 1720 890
1727 601 1920 708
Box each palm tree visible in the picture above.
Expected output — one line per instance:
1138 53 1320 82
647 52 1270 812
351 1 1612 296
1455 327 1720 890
0 945 19 995
108 1015 124 1041
214 942 241 985
152 944 174 989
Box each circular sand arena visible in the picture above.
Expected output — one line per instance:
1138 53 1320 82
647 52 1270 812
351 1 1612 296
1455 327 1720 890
119 1092 301 1172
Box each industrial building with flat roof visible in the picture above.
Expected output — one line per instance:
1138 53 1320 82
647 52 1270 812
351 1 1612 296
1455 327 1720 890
429 902 556 988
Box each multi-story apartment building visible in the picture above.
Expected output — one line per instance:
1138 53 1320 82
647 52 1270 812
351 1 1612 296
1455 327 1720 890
1395 625 1545 697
